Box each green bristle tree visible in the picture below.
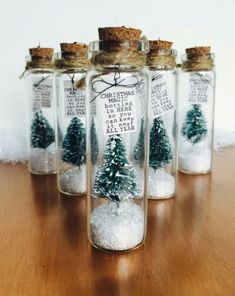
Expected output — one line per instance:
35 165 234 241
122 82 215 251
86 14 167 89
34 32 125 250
181 104 207 144
61 117 86 167
149 117 173 171
93 134 139 203
31 111 55 149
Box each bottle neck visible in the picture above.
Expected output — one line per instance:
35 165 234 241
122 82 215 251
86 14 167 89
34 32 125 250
147 54 176 69
146 49 177 69
90 50 146 69
181 54 214 72
26 56 53 70
54 56 91 71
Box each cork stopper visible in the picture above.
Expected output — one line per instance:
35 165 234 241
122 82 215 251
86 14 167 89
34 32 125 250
98 26 142 41
60 42 88 53
186 46 211 58
29 47 54 58
149 40 173 52
147 39 176 67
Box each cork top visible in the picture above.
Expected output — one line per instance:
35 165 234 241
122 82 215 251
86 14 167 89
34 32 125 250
182 46 214 71
149 40 173 51
29 47 54 58
60 42 88 53
186 46 211 57
98 26 142 41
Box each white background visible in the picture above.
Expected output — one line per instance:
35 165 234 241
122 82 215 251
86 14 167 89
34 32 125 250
0 0 234 132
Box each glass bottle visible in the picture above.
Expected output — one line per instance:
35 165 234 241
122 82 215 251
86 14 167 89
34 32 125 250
146 40 177 199
54 42 90 195
25 47 56 174
86 27 150 252
178 47 215 174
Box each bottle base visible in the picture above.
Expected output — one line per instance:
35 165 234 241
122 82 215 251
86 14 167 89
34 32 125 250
58 166 86 195
179 168 211 175
29 169 56 175
89 201 145 252
148 193 175 200
58 188 86 197
89 239 144 253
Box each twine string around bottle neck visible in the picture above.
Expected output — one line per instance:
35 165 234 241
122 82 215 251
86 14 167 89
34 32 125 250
146 54 177 69
91 50 146 68
54 56 91 70
19 57 54 79
181 55 214 71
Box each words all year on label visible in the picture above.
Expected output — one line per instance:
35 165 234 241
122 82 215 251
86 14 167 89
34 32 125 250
32 76 53 111
189 73 212 104
64 80 85 117
99 86 137 136
151 73 175 118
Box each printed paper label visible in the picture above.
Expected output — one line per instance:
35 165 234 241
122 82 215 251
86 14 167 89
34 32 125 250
64 80 85 117
32 76 53 111
151 73 174 118
189 73 212 104
99 87 137 136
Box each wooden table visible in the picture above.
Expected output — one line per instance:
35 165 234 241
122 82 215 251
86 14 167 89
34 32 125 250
0 149 235 296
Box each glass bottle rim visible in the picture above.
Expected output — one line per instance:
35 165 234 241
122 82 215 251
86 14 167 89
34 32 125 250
54 52 88 59
89 40 149 53
25 55 53 62
148 48 177 57
181 52 215 61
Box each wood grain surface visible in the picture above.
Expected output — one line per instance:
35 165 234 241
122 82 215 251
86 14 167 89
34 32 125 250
0 149 235 296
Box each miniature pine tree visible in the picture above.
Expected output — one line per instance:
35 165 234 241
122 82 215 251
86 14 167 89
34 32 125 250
91 118 99 165
181 104 207 144
133 118 145 168
61 117 86 167
31 111 55 149
149 117 173 171
93 134 139 203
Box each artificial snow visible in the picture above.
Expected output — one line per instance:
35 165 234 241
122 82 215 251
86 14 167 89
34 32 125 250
179 144 211 173
59 165 86 194
214 129 235 151
29 148 56 174
0 126 28 163
90 200 144 251
148 169 175 199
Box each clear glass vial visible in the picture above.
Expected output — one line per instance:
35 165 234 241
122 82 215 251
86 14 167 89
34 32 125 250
54 42 90 195
146 40 178 199
178 46 216 174
86 27 150 252
25 47 56 174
